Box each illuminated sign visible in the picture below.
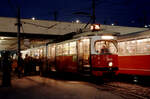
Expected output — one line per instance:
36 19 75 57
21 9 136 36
90 24 100 31
101 35 114 40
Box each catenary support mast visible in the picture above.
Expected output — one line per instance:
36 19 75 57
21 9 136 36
17 7 21 78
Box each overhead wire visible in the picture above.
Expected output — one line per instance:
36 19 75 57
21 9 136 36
7 0 26 40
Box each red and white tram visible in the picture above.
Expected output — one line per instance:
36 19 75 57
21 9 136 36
22 35 118 77
47 35 118 76
117 31 150 77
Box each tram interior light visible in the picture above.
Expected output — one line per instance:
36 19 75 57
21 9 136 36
82 38 89 42
101 36 114 40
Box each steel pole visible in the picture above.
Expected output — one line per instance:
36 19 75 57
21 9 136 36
17 7 21 78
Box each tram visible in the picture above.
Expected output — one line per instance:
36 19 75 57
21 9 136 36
117 30 150 77
23 35 118 77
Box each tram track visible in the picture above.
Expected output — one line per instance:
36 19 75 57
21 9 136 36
64 76 150 99
46 75 150 99
87 81 150 99
101 84 148 99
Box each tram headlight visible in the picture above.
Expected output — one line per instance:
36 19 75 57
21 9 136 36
108 62 113 67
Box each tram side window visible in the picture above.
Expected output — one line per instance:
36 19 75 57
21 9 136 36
49 45 55 61
119 38 150 56
109 42 117 54
78 41 83 55
118 42 125 56
31 50 33 57
83 39 90 54
145 39 150 54
51 46 56 58
43 47 46 57
119 41 136 56
56 44 62 56
37 49 40 58
63 43 69 55
33 50 35 57
35 49 39 58
39 48 45 58
47 45 51 59
36 49 39 58
78 40 84 62
126 41 136 55
137 39 150 54
69 41 77 55
30 50 33 57
82 39 90 60
32 49 37 58
27 51 30 57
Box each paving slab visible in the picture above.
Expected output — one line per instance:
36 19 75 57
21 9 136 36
0 76 123 99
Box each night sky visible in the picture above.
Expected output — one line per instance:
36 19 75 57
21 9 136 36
1 0 150 27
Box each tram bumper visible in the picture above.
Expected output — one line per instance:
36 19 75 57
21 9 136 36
92 67 118 76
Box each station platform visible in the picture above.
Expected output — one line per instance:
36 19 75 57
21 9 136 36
0 76 123 99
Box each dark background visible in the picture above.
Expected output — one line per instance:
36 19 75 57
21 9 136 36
1 0 150 27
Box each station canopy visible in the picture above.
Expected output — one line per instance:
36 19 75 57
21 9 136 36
0 17 149 50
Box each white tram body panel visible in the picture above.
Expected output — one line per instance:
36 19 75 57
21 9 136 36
118 32 150 76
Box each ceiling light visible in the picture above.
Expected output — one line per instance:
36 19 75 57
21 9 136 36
32 17 35 20
76 20 80 23
111 23 114 26
144 25 148 28
0 37 4 40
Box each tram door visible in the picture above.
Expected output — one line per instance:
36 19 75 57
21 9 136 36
78 38 90 73
48 45 56 72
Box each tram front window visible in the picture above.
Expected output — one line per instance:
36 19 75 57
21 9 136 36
95 41 117 54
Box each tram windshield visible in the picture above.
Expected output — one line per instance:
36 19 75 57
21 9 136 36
95 40 117 54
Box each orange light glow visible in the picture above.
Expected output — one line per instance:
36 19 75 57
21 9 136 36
90 24 100 31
